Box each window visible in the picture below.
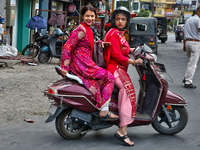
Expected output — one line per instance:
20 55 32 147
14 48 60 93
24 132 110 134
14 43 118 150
136 24 147 31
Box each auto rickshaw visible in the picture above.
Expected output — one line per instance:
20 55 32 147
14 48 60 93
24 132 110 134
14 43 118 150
129 17 158 54
155 17 168 43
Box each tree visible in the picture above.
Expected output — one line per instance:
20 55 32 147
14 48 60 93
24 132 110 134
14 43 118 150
136 8 150 17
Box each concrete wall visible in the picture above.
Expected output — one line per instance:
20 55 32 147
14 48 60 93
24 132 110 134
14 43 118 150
12 0 19 47
17 0 31 52
0 0 6 19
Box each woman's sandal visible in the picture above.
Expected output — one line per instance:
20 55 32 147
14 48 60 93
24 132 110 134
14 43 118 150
99 111 119 121
55 66 64 77
114 133 134 146
184 83 196 89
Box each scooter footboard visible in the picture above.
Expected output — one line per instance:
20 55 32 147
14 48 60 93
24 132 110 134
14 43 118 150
165 90 188 106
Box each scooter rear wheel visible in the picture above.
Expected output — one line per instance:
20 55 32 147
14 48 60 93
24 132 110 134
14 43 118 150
55 109 88 140
38 52 50 63
152 106 188 135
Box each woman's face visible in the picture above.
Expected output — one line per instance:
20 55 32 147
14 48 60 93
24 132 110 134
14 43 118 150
83 10 95 26
115 13 127 29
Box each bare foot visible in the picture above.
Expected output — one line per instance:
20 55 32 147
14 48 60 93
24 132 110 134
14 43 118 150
99 110 119 119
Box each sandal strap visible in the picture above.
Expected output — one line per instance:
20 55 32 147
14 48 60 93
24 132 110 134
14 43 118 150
121 135 129 140
100 111 111 120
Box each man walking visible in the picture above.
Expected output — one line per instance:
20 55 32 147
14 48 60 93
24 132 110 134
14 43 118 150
183 7 200 89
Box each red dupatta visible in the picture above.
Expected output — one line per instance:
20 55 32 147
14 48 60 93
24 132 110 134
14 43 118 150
105 28 136 118
81 22 94 54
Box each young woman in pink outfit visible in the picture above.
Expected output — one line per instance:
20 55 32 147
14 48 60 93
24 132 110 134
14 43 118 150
56 5 118 121
104 7 143 146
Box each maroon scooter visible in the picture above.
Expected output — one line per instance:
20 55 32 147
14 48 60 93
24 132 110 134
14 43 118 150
44 44 188 140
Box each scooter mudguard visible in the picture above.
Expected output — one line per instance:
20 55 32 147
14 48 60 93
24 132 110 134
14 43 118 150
45 106 68 123
40 46 49 53
165 90 188 106
26 44 38 49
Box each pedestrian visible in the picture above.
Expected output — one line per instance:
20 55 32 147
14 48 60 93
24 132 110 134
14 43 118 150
55 5 119 121
183 7 200 88
104 6 143 146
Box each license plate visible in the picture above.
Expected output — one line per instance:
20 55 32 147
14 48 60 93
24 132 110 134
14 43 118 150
47 104 57 116
149 42 154 45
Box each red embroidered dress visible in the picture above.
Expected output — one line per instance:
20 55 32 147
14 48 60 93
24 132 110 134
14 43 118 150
105 28 136 118
61 24 115 109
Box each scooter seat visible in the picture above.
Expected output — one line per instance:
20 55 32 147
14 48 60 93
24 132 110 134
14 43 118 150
67 72 83 85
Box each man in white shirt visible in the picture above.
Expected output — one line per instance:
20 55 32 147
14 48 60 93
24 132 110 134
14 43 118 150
183 7 200 88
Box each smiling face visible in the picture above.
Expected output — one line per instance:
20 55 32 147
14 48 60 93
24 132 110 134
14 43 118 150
82 10 95 26
115 13 127 30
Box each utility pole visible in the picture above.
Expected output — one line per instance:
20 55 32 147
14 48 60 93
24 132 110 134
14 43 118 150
180 0 183 22
152 0 154 16
112 0 115 11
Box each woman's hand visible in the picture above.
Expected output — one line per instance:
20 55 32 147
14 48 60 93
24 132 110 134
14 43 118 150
64 59 70 67
129 48 135 54
135 58 143 66
102 42 111 48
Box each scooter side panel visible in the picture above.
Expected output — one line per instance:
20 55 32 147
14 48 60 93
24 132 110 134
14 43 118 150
46 78 98 113
165 90 188 105
40 46 49 52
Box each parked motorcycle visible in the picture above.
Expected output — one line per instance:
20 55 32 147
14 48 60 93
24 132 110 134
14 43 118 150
22 31 49 58
44 44 188 140
38 28 68 63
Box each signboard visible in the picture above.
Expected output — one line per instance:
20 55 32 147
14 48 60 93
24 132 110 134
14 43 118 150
68 4 76 13
184 11 193 20
164 8 173 16
174 10 181 17
55 0 73 2
176 0 190 4
10 0 16 6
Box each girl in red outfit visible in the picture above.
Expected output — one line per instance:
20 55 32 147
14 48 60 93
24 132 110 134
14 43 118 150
105 7 143 146
56 5 118 121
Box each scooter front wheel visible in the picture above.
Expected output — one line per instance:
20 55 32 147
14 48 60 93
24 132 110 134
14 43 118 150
152 106 188 135
55 109 88 140
38 52 50 63
22 44 39 58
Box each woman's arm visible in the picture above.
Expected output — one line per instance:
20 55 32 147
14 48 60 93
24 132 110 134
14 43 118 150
61 27 85 70
129 48 135 54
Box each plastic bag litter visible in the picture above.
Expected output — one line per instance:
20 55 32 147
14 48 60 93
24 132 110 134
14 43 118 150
0 44 18 57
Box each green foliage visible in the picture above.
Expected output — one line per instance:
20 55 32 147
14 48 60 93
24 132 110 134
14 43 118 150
136 8 150 17
117 1 129 9
169 19 177 26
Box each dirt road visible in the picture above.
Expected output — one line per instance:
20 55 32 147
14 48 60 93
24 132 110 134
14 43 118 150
0 60 61 127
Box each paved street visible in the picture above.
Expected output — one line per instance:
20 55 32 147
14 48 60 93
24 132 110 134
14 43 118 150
0 32 200 150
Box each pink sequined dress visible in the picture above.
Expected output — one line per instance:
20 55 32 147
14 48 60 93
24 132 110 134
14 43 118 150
61 25 115 109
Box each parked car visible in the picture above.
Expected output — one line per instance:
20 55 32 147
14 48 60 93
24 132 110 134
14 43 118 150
129 17 158 54
155 17 168 43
